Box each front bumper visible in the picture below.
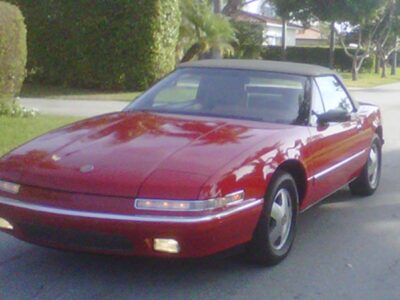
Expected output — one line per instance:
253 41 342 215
0 193 263 258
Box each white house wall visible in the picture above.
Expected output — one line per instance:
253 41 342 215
263 25 297 46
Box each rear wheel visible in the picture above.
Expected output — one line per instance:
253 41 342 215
246 171 298 266
349 135 382 196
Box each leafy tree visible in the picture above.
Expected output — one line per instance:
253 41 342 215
270 0 311 59
231 20 264 58
336 0 392 80
179 0 236 62
307 1 349 69
222 0 259 16
373 0 400 77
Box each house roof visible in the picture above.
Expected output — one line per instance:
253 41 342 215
231 10 267 23
231 10 302 29
296 27 323 40
179 59 335 77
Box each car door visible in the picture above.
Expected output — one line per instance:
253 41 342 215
305 75 367 203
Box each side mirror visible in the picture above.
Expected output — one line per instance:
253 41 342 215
317 109 351 125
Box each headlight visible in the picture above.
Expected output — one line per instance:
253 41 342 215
135 190 244 212
0 180 20 194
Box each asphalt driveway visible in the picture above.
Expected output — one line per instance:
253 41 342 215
1 83 400 300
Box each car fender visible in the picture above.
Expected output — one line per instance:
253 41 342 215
198 127 311 204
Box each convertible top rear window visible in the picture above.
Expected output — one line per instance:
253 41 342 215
126 68 309 125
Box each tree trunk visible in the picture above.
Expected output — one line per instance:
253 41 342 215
281 18 287 61
352 58 359 81
391 37 398 75
213 0 222 13
181 43 203 63
375 52 380 74
221 0 242 16
391 50 397 75
329 21 335 69
211 48 222 59
212 0 223 59
381 59 387 78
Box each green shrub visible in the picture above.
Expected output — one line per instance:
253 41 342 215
0 100 38 117
13 0 180 91
0 1 26 104
262 46 374 73
230 20 264 59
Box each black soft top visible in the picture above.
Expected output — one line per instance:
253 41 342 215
179 59 335 77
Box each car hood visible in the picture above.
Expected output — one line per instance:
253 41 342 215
0 112 286 198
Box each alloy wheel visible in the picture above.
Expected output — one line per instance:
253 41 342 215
367 143 379 189
269 188 293 251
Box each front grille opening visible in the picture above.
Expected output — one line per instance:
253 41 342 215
18 222 134 252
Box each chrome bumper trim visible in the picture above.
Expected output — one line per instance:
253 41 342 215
0 196 263 224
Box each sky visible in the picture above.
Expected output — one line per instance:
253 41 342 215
243 0 262 14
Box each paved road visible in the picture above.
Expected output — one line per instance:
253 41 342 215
1 84 400 299
20 98 127 117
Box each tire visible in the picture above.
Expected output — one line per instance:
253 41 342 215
245 171 299 266
349 135 382 196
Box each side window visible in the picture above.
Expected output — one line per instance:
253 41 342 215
310 80 325 126
245 77 307 125
315 76 354 113
153 74 200 106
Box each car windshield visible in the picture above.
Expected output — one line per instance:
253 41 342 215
125 67 309 125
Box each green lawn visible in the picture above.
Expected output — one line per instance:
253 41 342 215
341 68 400 88
0 115 82 156
21 83 141 102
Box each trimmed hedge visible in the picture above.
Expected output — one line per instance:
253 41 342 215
262 46 374 73
13 0 181 91
0 1 26 103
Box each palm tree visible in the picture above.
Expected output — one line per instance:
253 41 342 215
179 0 236 62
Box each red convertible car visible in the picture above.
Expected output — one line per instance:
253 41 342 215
0 60 383 265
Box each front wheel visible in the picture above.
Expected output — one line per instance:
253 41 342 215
349 135 382 196
245 171 298 266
